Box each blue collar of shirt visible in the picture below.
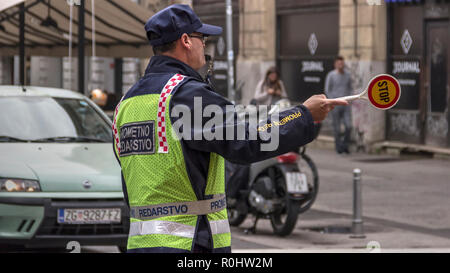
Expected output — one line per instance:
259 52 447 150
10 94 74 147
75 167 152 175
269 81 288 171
144 55 204 82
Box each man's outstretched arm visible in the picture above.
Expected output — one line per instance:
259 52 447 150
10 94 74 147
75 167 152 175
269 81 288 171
170 82 347 164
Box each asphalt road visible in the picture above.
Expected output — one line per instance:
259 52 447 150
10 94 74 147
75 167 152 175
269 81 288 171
7 147 450 253
229 147 450 252
78 147 450 253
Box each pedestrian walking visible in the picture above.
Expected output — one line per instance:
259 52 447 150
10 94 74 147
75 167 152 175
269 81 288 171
325 56 353 154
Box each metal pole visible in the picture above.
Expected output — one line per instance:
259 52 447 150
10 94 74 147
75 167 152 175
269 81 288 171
19 3 25 86
353 0 358 58
78 0 85 94
350 168 366 238
225 0 235 102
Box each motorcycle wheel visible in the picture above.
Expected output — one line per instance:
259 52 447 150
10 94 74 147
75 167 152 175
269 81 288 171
269 169 300 236
270 199 300 236
297 153 319 214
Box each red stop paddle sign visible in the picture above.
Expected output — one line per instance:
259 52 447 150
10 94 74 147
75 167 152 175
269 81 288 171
367 74 401 110
337 74 401 110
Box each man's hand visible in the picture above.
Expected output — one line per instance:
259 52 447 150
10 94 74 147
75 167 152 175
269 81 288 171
303 94 348 122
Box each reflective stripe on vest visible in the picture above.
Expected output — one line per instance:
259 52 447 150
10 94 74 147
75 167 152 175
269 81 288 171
209 219 230 235
129 219 230 238
130 194 226 220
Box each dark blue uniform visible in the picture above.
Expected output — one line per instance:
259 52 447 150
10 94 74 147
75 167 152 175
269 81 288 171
119 54 316 251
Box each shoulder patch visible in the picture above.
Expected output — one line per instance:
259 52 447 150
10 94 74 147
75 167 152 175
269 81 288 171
119 121 155 157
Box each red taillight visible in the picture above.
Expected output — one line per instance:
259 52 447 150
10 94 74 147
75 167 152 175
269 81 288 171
277 152 298 163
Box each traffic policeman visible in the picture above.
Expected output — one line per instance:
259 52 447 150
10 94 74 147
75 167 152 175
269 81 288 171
113 4 348 253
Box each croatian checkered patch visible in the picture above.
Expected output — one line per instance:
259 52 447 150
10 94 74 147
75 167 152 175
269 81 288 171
157 74 186 153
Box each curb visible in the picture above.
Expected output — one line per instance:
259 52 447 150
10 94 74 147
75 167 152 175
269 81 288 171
308 134 450 160
308 135 335 150
372 141 450 160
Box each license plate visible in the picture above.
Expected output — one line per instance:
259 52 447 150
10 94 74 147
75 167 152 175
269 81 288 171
57 208 121 224
286 172 309 194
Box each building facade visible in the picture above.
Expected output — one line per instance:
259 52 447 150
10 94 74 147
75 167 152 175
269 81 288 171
1 0 448 149
386 1 449 148
194 0 449 150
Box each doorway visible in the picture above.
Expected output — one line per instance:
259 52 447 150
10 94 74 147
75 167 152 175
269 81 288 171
424 21 449 147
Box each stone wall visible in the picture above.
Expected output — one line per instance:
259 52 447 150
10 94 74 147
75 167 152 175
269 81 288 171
236 0 276 105
340 0 387 148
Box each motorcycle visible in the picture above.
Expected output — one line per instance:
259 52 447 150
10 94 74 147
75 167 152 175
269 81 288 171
226 99 320 236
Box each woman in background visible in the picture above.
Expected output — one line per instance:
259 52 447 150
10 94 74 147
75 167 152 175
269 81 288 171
253 66 288 106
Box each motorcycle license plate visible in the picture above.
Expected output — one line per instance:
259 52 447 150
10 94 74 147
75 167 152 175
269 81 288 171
286 172 309 194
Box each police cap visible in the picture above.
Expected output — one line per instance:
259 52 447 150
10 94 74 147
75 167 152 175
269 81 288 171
145 4 223 46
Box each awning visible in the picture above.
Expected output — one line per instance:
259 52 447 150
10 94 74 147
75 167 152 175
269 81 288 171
0 0 25 11
0 0 154 58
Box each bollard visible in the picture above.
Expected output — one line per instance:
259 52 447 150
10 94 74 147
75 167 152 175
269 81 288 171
350 168 366 238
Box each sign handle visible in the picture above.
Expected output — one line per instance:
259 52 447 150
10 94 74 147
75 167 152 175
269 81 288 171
335 90 368 102
331 74 401 110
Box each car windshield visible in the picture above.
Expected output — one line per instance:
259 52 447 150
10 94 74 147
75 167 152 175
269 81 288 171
0 96 112 142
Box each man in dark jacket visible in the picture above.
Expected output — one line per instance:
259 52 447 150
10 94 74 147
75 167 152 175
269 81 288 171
113 4 348 253
325 56 353 154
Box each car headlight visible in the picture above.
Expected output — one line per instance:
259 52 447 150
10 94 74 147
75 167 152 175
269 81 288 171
0 179 41 192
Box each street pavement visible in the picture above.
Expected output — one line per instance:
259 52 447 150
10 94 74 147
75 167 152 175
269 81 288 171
229 147 450 253
20 146 450 253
